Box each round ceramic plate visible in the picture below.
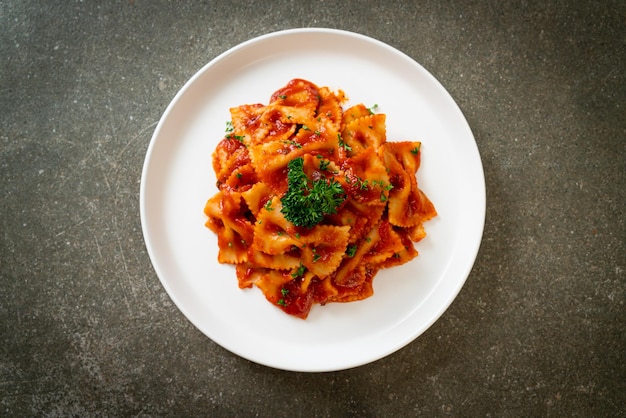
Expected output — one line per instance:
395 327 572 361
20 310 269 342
140 28 485 372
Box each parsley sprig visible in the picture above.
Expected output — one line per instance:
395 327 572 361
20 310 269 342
280 157 346 228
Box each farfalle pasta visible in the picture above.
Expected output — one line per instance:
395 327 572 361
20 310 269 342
204 79 436 319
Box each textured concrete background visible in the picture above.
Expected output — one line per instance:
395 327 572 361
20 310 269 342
1 1 624 416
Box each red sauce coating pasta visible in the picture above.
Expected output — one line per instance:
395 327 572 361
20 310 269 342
205 79 436 319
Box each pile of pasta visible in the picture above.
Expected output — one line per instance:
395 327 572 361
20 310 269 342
204 79 436 319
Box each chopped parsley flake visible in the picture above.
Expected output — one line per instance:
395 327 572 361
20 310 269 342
291 264 306 279
356 177 369 190
226 134 245 143
283 140 302 148
338 133 352 151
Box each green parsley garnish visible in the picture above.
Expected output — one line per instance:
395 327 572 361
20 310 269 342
291 263 307 279
225 121 234 132
280 157 346 228
356 177 369 190
226 134 245 143
346 244 358 258
319 159 330 171
282 140 302 149
411 145 420 155
367 104 379 114
338 133 352 151
279 95 287 100
264 199 274 211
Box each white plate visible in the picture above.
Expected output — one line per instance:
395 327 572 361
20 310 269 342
140 28 485 372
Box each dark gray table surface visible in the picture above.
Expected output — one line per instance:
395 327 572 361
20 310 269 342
1 1 624 416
